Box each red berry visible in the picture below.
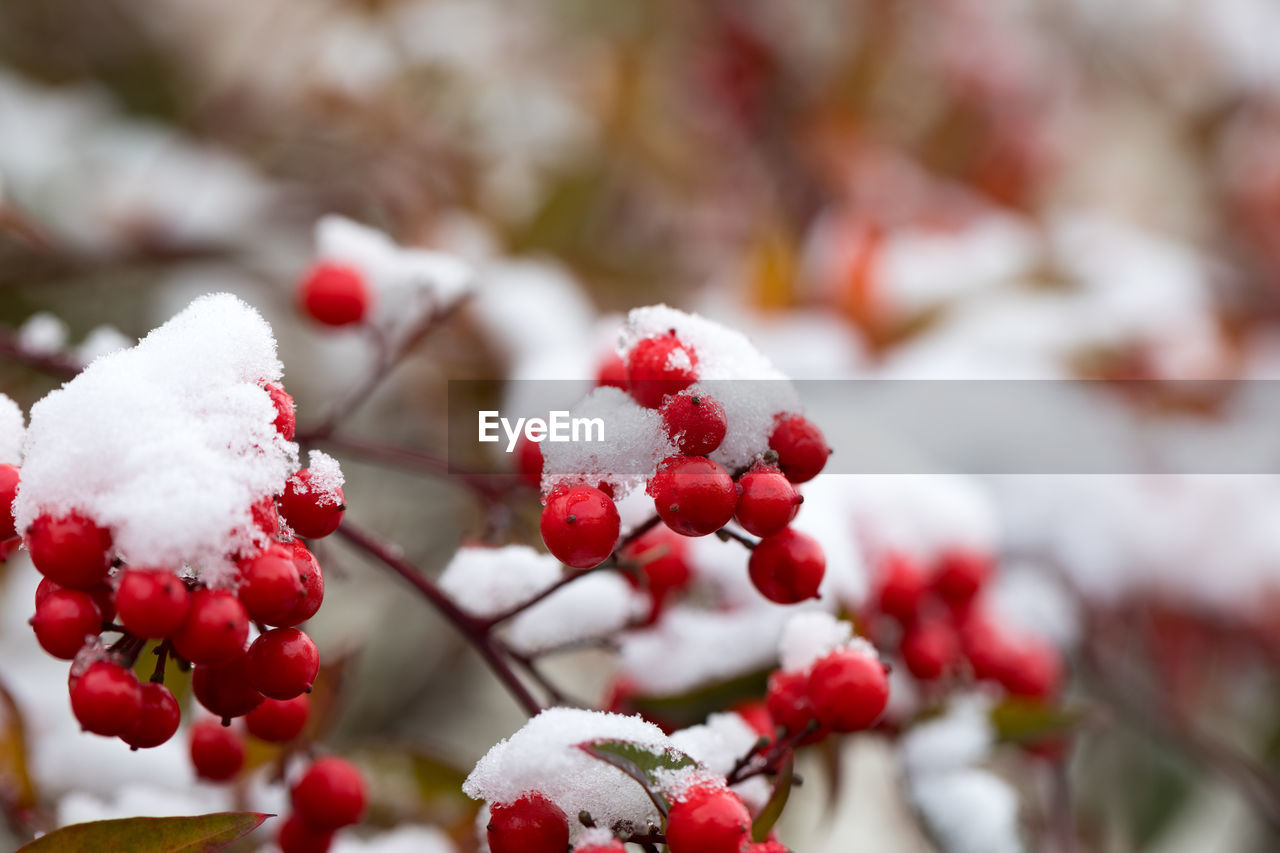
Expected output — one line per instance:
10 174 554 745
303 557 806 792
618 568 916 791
647 456 736 537
996 637 1062 701
281 541 325 626
620 528 693 624
280 470 345 540
664 785 751 853
577 842 626 853
744 842 792 853
122 682 181 749
660 391 727 456
190 720 245 781
298 262 369 327
539 485 620 569
596 351 628 390
172 589 250 664
765 670 824 744
26 512 113 589
246 694 310 743
247 628 319 700
30 589 101 659
193 651 265 720
806 647 889 733
515 434 544 489
933 549 991 606
958 613 1010 683
768 414 830 483
734 466 801 537
748 529 825 604
487 792 569 853
626 333 698 408
291 757 366 830
70 661 142 736
901 619 960 681
250 498 280 539
237 545 305 626
263 382 296 441
733 699 774 740
115 569 190 639
874 552 926 623
277 814 333 853
0 464 19 541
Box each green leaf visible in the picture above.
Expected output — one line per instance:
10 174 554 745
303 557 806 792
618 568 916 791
990 699 1086 744
18 812 271 853
751 753 794 842
577 739 698 814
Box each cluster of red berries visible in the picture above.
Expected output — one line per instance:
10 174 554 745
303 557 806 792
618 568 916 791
532 329 831 608
298 262 370 328
868 550 1062 702
485 785 790 853
18 382 349 764
764 641 891 749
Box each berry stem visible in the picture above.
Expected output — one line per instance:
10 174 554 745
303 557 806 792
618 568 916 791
149 641 171 684
715 527 758 550
335 519 543 716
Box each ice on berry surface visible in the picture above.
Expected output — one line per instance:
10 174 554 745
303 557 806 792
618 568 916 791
14 293 298 573
315 215 475 329
0 393 25 465
462 707 676 836
668 713 772 811
294 450 346 507
540 386 675 496
17 311 69 356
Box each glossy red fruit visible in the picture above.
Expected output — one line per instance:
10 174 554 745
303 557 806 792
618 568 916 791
26 512 113 589
765 669 824 745
768 414 830 483
901 619 960 681
172 589 250 664
116 569 190 639
539 485 620 569
487 791 569 853
281 541 325 626
664 785 751 853
37 578 114 623
237 545 305 626
933 549 992 606
626 333 699 408
246 694 310 743
874 552 926 623
193 651 265 720
247 628 319 700
122 682 181 749
660 392 727 456
596 351 628 390
734 466 801 537
298 262 369 327
515 434 544 489
190 720 245 781
743 842 792 853
263 382 296 441
620 528 693 623
250 498 279 539
748 529 825 604
996 637 1063 701
30 589 101 659
279 470 345 540
577 841 627 853
70 661 143 736
291 757 367 830
277 814 334 853
806 647 890 733
0 464 19 540
647 456 736 537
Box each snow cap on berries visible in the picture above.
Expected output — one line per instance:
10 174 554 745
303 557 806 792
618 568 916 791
778 611 856 673
292 450 345 507
463 708 683 838
15 293 296 572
